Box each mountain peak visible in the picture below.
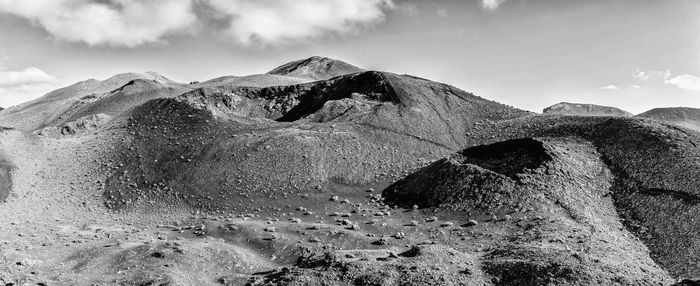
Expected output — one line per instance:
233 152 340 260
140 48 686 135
267 56 364 81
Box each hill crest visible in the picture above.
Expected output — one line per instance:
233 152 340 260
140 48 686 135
267 56 364 81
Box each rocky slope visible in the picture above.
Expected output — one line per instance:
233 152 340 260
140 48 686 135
100 69 532 215
0 57 698 286
543 102 633 117
636 107 700 132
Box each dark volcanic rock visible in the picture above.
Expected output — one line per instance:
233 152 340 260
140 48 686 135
0 158 12 202
178 71 531 149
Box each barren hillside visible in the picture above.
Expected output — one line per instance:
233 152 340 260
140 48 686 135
0 57 698 286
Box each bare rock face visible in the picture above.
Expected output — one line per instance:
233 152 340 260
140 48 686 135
60 113 112 135
543 102 632 117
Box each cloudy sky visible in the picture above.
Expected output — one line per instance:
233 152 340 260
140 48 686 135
0 0 698 113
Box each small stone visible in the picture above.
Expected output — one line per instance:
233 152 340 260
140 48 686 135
463 220 478 227
440 222 454 228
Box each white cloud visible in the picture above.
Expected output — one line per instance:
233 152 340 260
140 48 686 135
0 0 395 47
482 0 507 10
631 84 641 89
633 68 670 82
0 0 196 47
0 67 60 107
0 67 58 88
600 85 619 90
665 74 700 92
203 0 394 46
632 69 700 92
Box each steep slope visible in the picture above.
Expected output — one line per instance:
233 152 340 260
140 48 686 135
446 115 700 279
100 70 532 213
177 71 531 149
0 72 184 131
380 137 674 285
267 56 364 81
543 102 632 117
636 107 700 132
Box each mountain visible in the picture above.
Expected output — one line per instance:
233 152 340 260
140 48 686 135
0 57 698 285
267 56 364 81
543 102 633 117
0 72 185 131
636 107 700 132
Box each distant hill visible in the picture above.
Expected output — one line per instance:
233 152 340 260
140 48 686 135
267 56 364 81
0 72 185 131
636 107 700 132
192 74 310 89
543 102 632 117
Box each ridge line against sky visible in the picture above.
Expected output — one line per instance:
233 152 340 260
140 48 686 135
0 0 698 113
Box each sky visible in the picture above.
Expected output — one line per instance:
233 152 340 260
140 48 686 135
0 0 699 113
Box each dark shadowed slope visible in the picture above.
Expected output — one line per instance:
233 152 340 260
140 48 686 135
177 71 532 149
0 72 185 131
636 107 700 132
543 102 632 117
267 56 365 81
